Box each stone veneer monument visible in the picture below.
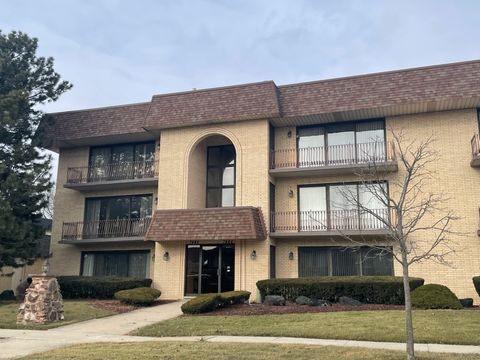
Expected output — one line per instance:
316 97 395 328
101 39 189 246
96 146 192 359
17 275 64 325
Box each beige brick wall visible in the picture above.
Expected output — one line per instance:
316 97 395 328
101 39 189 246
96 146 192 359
49 146 157 278
272 109 480 301
49 108 480 302
154 119 271 299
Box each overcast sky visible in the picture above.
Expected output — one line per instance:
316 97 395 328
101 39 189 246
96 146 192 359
2 0 480 182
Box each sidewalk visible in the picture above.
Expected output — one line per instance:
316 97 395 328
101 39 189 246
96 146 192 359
0 300 183 359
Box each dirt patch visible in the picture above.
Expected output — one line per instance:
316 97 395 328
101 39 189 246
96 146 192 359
195 302 405 316
89 299 175 314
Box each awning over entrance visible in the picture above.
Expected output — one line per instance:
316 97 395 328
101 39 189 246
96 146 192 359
145 206 267 242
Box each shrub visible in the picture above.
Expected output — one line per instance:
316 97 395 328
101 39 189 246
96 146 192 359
57 276 152 299
0 290 16 301
473 277 480 297
181 294 226 314
411 284 462 310
256 276 425 305
114 287 161 305
221 291 251 304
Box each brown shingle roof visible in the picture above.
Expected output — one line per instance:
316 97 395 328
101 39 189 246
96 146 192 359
278 60 480 118
45 102 150 142
144 81 280 129
43 60 480 148
145 207 267 242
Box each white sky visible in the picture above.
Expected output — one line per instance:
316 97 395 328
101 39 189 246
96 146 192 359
2 0 480 182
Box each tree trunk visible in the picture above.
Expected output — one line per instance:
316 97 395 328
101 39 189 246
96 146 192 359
402 251 415 360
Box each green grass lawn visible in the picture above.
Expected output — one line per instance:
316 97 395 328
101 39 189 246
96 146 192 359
0 300 117 330
18 342 480 360
134 309 480 345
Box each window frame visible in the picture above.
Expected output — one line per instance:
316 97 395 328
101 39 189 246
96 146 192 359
298 246 394 277
205 144 236 208
296 118 386 165
89 141 156 166
79 250 150 278
84 193 154 222
297 181 389 230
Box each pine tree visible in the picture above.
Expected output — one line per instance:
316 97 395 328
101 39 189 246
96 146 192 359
0 30 72 269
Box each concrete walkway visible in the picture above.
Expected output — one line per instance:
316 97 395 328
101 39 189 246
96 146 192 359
0 300 183 359
1 300 480 359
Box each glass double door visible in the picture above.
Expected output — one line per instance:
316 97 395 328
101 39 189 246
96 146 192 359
185 244 235 295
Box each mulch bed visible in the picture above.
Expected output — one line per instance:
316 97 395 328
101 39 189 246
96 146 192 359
89 299 175 314
195 302 405 316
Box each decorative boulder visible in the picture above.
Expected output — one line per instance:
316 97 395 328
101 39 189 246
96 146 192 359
0 290 16 301
295 295 314 305
338 296 362 306
264 295 286 306
316 299 332 307
459 298 474 308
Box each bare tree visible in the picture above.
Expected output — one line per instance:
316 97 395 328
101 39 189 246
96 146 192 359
332 130 460 360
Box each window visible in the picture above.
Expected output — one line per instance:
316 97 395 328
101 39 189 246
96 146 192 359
206 145 236 207
297 120 385 167
81 251 149 278
89 141 155 181
84 195 153 238
298 247 393 277
298 183 387 231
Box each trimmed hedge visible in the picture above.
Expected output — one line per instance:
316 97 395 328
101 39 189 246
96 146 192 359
256 276 425 305
411 284 462 310
57 276 152 299
181 290 251 314
114 287 161 305
473 277 480 297
181 294 226 314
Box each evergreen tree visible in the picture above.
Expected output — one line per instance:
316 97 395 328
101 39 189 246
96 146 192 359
0 30 71 269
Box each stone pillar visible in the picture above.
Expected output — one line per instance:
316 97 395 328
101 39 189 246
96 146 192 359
17 275 64 325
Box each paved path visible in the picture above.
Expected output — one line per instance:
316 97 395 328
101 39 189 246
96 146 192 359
0 301 183 359
1 300 480 359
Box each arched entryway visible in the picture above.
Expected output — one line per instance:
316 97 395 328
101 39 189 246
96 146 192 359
186 134 237 209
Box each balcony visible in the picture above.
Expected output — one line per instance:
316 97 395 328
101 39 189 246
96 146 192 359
471 134 480 167
60 217 152 244
270 209 392 238
64 160 158 191
269 141 398 177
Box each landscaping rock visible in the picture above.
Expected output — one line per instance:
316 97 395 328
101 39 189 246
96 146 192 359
295 296 314 305
338 296 362 306
315 299 332 307
0 290 16 301
264 295 286 306
460 298 474 308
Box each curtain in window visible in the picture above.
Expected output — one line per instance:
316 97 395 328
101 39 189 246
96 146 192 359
358 184 388 229
298 126 325 167
298 248 329 277
84 199 102 238
298 246 393 277
89 147 111 181
356 121 385 163
128 253 148 277
329 185 358 230
299 187 327 231
81 254 95 276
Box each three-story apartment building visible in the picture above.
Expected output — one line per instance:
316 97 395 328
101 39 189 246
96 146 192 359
42 60 480 301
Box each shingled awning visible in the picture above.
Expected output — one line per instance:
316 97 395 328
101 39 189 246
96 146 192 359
145 207 267 242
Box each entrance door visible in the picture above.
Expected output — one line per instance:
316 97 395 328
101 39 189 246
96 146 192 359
185 244 235 295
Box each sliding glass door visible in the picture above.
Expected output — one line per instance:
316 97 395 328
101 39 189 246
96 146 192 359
84 195 153 238
297 120 385 167
298 183 388 231
88 141 155 181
